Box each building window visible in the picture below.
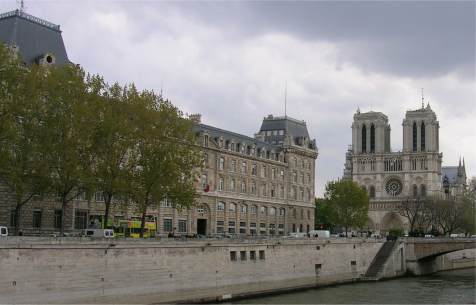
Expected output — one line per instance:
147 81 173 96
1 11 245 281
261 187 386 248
203 153 208 167
362 124 367 153
260 223 267 234
413 184 418 198
240 222 246 234
178 220 187 233
217 201 225 211
250 205 257 214
240 251 247 261
241 181 246 193
229 202 236 212
204 135 209 147
250 250 256 260
278 223 284 234
216 220 224 234
370 123 375 153
369 186 376 198
269 223 276 235
421 121 426 151
54 209 62 229
230 159 236 172
164 219 173 232
293 171 297 183
280 170 284 180
218 177 224 191
219 157 225 170
74 210 87 230
269 207 276 216
228 221 236 234
261 166 267 178
241 204 247 214
250 223 257 235
412 122 417 152
161 197 172 207
241 161 247 174
94 192 104 202
279 208 285 216
261 184 267 196
230 179 236 192
251 181 256 194
307 210 311 220
200 174 208 190
259 250 265 260
230 251 237 261
272 168 276 180
252 164 257 175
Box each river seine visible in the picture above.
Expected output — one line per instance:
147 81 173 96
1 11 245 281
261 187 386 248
235 268 475 304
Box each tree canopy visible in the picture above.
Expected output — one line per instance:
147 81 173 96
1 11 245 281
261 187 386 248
0 43 202 236
322 180 369 236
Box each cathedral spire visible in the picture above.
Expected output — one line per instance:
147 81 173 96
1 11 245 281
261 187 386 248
421 88 425 109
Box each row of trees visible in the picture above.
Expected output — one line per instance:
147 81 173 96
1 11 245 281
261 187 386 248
0 45 202 236
315 178 476 236
399 194 476 236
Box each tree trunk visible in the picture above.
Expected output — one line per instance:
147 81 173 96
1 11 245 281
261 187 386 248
140 208 146 238
103 193 112 229
345 226 348 237
60 198 67 237
14 203 22 235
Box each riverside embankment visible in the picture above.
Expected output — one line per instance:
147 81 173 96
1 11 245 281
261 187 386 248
0 237 474 304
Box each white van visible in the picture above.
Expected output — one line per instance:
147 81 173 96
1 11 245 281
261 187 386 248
309 230 330 238
83 229 114 238
0 226 8 237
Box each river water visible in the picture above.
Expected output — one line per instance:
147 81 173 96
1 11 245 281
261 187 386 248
235 268 476 304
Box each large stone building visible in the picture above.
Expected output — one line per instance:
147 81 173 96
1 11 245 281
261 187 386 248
0 9 318 235
343 104 467 233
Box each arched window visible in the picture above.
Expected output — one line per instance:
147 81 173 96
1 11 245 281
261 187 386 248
412 122 417 152
420 184 426 197
217 201 225 211
421 122 425 151
369 186 376 198
362 125 367 153
413 184 418 198
370 123 375 153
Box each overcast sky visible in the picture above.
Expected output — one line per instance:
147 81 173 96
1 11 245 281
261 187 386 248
2 0 475 196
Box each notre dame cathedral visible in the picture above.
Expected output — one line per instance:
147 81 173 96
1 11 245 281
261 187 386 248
343 102 467 233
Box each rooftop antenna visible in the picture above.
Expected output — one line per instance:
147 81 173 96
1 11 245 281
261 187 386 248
284 80 287 118
421 87 424 109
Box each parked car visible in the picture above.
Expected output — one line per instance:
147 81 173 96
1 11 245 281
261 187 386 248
0 226 8 237
83 229 114 238
424 234 434 238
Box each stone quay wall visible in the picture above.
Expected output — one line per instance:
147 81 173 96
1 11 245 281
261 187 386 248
0 237 384 304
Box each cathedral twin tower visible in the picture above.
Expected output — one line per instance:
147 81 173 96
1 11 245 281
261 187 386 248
344 103 443 231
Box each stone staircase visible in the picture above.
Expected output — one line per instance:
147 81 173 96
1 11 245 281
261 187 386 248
363 240 397 280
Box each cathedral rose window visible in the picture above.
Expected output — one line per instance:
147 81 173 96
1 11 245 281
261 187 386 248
385 179 402 196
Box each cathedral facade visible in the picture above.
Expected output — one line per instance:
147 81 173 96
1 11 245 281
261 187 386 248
343 103 466 233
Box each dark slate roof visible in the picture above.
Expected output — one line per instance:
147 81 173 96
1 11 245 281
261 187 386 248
0 10 69 65
193 123 280 152
441 166 459 184
259 115 310 139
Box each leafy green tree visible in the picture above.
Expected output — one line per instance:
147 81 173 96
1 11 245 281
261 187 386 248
314 198 335 231
36 64 94 236
127 90 202 237
460 192 476 235
0 46 49 234
324 180 369 236
88 80 136 229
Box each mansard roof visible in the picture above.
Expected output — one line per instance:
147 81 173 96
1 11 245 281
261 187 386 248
193 123 280 152
0 10 69 65
259 115 310 139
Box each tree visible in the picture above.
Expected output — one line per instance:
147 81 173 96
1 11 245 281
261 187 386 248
127 90 202 237
315 198 335 231
324 180 369 236
88 80 136 229
398 197 427 234
0 46 49 234
426 196 468 235
36 64 94 236
460 192 476 235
